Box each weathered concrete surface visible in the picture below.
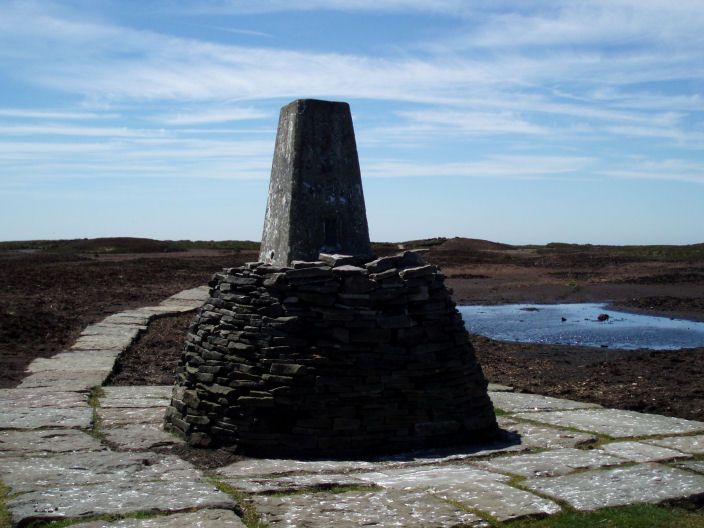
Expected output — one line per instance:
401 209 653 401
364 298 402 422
475 447 625 478
523 463 704 511
489 391 600 413
647 434 704 454
514 408 704 438
259 99 371 266
253 489 487 528
6 478 237 527
79 509 246 528
0 429 105 457
218 458 378 479
0 406 92 429
599 440 691 462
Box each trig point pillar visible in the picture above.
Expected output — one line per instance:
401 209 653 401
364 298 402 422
259 99 372 266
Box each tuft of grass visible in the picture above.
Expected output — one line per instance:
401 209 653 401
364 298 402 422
494 407 510 416
87 386 106 442
0 481 11 528
209 479 266 528
504 503 704 528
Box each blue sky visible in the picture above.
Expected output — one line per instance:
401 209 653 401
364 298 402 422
1 0 703 244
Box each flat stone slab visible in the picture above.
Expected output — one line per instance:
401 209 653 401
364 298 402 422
0 452 195 492
80 323 145 338
103 424 183 451
102 311 153 326
98 407 166 427
487 383 513 392
164 286 210 303
16 370 110 390
680 460 704 474
100 386 173 408
0 389 87 408
71 334 134 351
600 440 691 462
489 392 600 413
497 417 598 450
475 447 625 478
647 434 704 454
354 465 560 522
231 472 373 494
523 463 704 511
514 408 704 438
79 509 245 528
0 406 92 429
27 350 119 372
0 429 105 457
218 458 379 479
7 478 236 527
253 488 487 528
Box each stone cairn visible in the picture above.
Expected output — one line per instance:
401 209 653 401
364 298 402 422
165 99 498 457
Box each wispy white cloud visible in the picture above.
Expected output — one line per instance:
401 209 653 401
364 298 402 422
154 107 269 125
600 159 704 185
0 108 114 119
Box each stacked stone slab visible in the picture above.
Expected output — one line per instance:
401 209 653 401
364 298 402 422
165 251 498 456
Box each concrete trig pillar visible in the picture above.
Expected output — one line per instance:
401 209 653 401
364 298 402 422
259 99 372 266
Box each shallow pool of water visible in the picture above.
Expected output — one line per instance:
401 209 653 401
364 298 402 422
458 303 704 350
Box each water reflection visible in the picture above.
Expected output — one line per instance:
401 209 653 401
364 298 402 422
458 303 704 350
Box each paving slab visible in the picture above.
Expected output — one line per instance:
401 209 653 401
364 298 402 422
680 460 704 474
489 392 600 413
102 311 153 326
475 447 625 478
497 417 598 449
0 451 195 493
354 465 560 522
487 383 513 392
16 369 109 390
98 406 166 427
71 334 134 351
80 323 145 338
600 440 691 462
6 478 237 527
523 463 704 511
164 286 210 303
514 408 704 438
0 429 106 457
230 472 373 494
99 386 173 408
218 457 379 479
0 389 87 408
27 350 119 372
647 434 704 454
253 488 487 528
79 509 245 528
103 423 184 451
0 406 92 429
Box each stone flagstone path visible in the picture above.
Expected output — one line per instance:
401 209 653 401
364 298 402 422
2 286 704 526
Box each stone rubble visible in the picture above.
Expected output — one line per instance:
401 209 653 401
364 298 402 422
2 286 704 526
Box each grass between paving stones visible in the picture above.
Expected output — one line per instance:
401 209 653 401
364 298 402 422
208 478 266 528
0 481 11 528
20 510 176 528
494 407 510 416
87 386 106 442
503 503 704 527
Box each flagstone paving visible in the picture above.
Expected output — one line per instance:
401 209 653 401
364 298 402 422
2 285 704 527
